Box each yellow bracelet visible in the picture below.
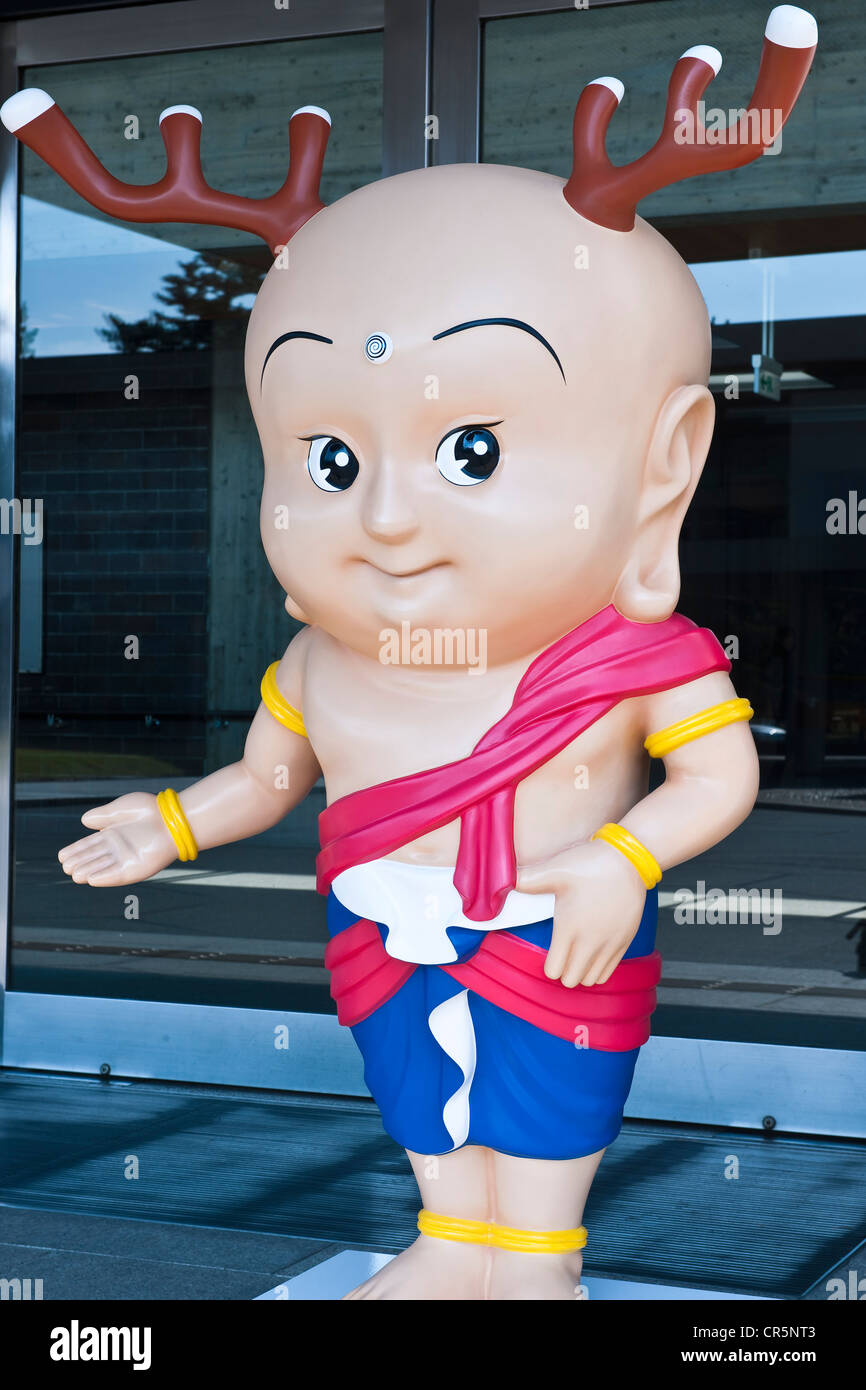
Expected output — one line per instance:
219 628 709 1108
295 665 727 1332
156 788 198 863
644 697 754 760
417 1209 587 1254
592 822 661 889
261 661 307 738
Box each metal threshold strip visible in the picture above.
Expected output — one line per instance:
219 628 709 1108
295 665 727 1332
255 1251 768 1301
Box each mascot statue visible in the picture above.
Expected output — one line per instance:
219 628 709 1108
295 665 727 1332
2 3 817 1300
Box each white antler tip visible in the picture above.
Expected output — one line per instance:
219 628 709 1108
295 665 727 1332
765 6 818 49
291 105 332 126
680 45 723 76
0 88 55 133
588 77 624 105
159 104 203 125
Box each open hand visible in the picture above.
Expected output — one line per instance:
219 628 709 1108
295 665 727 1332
57 792 179 887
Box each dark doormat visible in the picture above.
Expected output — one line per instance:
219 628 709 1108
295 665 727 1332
1 1070 863 1298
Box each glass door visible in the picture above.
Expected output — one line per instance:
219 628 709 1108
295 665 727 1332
470 0 866 1134
0 0 428 1090
3 0 864 1134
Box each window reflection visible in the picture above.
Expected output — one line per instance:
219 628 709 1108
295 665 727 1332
13 34 383 1010
480 2 866 1043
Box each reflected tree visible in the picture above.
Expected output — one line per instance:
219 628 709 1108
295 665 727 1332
19 301 38 357
98 252 266 352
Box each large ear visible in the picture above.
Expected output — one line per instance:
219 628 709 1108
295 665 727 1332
613 384 715 622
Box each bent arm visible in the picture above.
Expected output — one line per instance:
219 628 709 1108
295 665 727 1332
619 671 760 871
516 671 759 987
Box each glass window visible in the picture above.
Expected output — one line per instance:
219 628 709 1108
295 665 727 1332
14 32 383 1011
482 0 864 220
482 1 866 1049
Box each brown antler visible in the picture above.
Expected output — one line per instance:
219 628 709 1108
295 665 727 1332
564 5 817 232
0 89 330 254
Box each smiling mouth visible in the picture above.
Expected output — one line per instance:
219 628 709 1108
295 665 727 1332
360 560 449 580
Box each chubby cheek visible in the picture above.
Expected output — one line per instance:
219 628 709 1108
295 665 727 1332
260 507 347 605
462 523 602 617
258 468 316 576
444 457 630 621
445 453 602 567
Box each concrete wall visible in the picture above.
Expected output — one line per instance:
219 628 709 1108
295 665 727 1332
482 0 865 220
205 318 302 773
23 29 383 258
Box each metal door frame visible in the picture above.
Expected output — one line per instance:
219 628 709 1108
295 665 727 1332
2 0 865 1139
0 0 430 1089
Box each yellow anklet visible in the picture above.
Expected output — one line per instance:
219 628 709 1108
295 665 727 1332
261 661 307 738
492 1222 588 1254
417 1209 587 1254
417 1211 491 1246
644 697 753 760
156 788 198 863
592 822 661 889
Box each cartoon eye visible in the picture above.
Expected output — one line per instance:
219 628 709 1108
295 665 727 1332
306 436 360 492
435 426 501 486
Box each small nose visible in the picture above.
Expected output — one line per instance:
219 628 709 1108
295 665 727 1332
360 458 420 544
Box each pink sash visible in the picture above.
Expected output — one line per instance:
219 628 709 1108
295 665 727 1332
317 605 729 920
324 917 662 1051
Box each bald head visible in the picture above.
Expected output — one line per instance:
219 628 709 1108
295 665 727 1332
245 162 716 664
247 162 711 435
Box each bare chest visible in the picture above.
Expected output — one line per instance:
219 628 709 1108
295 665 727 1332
302 641 650 865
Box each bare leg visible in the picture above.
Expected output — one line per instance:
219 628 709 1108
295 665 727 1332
487 1148 606 1301
343 1145 494 1300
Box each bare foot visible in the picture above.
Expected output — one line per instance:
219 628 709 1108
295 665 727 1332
343 1234 489 1300
487 1248 585 1300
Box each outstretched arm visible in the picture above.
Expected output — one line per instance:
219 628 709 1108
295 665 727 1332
58 630 321 886
517 671 759 987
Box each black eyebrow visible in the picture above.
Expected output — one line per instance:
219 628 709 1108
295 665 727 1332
432 317 565 382
260 331 334 388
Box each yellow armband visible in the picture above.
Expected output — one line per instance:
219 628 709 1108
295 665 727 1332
592 822 662 889
261 661 307 738
156 787 198 862
644 697 753 760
